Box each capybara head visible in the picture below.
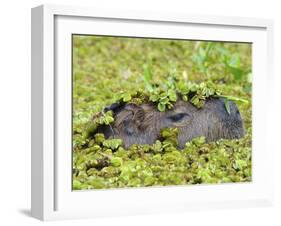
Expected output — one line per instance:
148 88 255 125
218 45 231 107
96 97 244 149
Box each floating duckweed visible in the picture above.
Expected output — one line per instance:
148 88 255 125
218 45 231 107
103 139 123 150
73 126 252 189
72 36 252 190
111 157 123 167
94 133 105 144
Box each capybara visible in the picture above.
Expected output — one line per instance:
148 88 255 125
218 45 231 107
96 97 244 149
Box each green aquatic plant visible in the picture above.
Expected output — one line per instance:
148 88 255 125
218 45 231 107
73 126 252 189
72 36 252 190
112 79 248 113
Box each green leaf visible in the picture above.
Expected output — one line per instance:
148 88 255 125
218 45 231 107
122 93 132 102
144 176 156 186
182 95 188 101
160 97 169 104
151 140 163 153
157 102 166 112
247 72 252 83
90 177 106 189
104 115 114 125
94 133 105 144
111 157 123 167
149 94 159 102
143 64 154 92
224 99 231 115
73 180 82 190
228 66 244 81
168 89 177 102
229 54 241 68
218 94 248 104
103 139 123 150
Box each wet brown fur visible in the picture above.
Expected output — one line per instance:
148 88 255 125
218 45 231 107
97 97 245 149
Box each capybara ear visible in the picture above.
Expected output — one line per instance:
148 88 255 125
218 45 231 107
124 104 145 127
113 104 145 136
114 103 146 135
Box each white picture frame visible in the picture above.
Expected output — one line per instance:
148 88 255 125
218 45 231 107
31 4 274 221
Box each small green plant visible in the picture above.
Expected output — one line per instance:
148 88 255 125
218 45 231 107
192 42 252 84
103 139 123 150
192 42 214 74
149 88 177 111
222 52 245 81
113 79 247 113
73 125 252 189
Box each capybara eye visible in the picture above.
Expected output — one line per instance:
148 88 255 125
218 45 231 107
168 113 189 122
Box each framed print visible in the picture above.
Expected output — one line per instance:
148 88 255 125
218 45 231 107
31 4 274 221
